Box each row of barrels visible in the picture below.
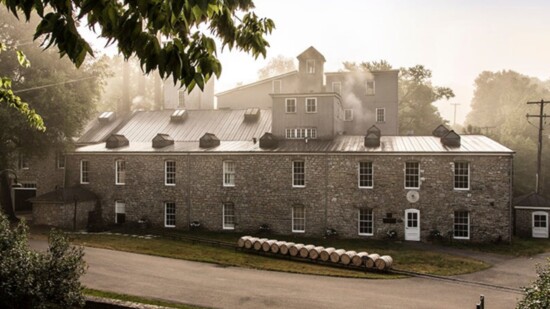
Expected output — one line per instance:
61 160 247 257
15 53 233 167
237 236 393 271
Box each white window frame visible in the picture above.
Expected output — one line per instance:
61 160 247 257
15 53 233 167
56 153 65 169
223 161 235 187
292 206 306 233
80 160 89 184
404 162 420 189
306 59 315 74
165 202 176 227
115 159 126 185
453 162 470 190
223 203 235 230
344 109 353 121
453 211 470 240
305 98 317 113
376 108 385 123
115 200 125 224
332 82 342 94
165 160 176 186
358 209 374 236
358 162 374 188
273 80 282 93
285 98 297 113
18 154 29 170
285 128 317 139
366 80 375 95
292 160 305 188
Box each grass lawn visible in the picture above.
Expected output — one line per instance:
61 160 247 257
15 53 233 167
84 288 206 309
445 237 550 257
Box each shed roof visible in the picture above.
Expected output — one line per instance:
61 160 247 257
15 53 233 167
75 135 513 155
514 192 550 208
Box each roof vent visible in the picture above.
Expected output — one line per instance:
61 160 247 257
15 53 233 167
364 125 381 148
441 130 461 148
244 108 260 122
432 124 450 137
199 133 220 148
259 132 278 149
98 111 115 123
170 109 188 122
106 134 129 149
152 133 174 148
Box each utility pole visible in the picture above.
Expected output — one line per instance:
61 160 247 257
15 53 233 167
450 102 460 126
526 99 550 194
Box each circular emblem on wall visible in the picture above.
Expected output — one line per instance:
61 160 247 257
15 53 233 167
406 190 420 203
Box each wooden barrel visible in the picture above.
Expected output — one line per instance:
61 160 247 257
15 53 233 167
299 245 315 258
237 236 253 248
329 249 347 263
244 237 258 249
289 244 304 257
253 238 268 251
319 247 335 262
365 254 380 268
375 255 393 270
340 250 357 265
308 246 325 260
262 240 277 252
352 252 369 266
279 242 295 255
271 241 286 254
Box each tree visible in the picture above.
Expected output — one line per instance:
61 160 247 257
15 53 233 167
0 213 86 308
1 0 274 91
465 70 550 196
344 61 454 135
257 55 296 80
516 258 550 309
0 8 106 218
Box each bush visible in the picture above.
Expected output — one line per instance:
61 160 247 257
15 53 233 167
0 212 86 308
516 258 550 309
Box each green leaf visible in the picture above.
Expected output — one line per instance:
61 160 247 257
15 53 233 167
16 50 30 67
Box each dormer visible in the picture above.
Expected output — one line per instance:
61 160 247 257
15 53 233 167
296 46 325 93
98 111 115 124
441 130 461 148
152 133 174 148
259 132 278 149
199 133 220 148
106 134 129 149
432 124 450 137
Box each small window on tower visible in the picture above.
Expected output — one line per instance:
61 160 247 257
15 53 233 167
306 60 315 74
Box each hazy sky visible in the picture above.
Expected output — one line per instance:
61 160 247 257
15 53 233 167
215 0 550 125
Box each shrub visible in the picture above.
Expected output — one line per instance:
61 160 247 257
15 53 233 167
0 212 86 308
516 258 550 309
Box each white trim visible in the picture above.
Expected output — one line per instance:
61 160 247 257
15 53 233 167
115 159 126 185
453 161 470 190
164 202 176 228
292 206 306 233
165 160 176 186
404 162 420 189
357 209 374 236
532 211 548 238
375 108 385 123
306 59 315 74
115 200 125 224
515 206 550 210
272 79 282 93
404 208 421 241
358 161 374 189
223 160 235 187
222 203 235 230
285 98 297 113
80 160 89 184
366 80 376 95
453 211 470 240
305 97 317 113
292 160 305 188
332 82 341 94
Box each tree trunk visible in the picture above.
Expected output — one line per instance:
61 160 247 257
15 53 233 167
279 242 295 255
365 254 380 268
299 245 315 258
329 249 346 263
375 255 393 270
0 172 18 221
352 252 369 266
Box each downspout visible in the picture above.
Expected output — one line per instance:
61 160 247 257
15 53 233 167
187 153 192 230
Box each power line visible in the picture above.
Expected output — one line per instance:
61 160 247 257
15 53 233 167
12 76 96 94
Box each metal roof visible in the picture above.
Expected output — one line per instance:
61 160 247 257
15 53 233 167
514 192 550 208
77 113 129 144
77 109 272 144
75 135 513 155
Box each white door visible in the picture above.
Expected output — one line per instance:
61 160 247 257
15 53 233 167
532 211 549 238
405 209 420 241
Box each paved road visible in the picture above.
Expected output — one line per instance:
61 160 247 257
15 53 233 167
30 239 530 309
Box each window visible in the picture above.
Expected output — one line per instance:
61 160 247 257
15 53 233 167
165 202 176 227
454 162 470 190
273 80 282 93
376 108 385 123
405 162 420 189
453 211 470 239
56 153 65 169
80 160 89 184
223 203 235 230
223 161 235 187
358 162 373 188
115 200 126 224
165 160 176 186
285 128 317 139
344 109 353 121
332 82 342 94
285 98 296 113
115 160 126 185
534 213 548 228
292 206 305 232
358 209 374 236
366 80 375 95
18 154 29 170
306 59 315 74
305 98 317 113
292 160 305 187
